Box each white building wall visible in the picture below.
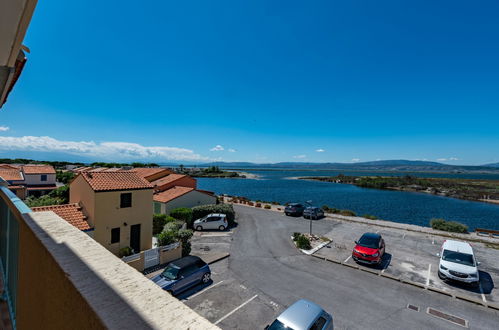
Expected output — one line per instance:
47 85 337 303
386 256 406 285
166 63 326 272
159 191 216 214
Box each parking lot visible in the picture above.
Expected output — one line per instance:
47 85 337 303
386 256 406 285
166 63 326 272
313 217 499 306
149 205 499 329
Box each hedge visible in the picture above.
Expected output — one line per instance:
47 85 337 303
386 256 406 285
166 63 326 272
430 218 468 233
191 204 236 228
296 235 311 250
170 207 193 224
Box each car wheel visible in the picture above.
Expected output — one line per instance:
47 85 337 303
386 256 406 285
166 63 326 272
219 225 225 231
196 225 203 231
202 272 211 284
285 213 289 216
167 290 174 296
438 271 445 280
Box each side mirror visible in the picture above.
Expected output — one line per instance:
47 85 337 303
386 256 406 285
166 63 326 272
264 326 270 330
477 261 481 266
354 241 358 245
436 253 440 257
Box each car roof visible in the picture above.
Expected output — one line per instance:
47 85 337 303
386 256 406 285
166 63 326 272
361 232 381 240
442 240 473 254
170 256 204 268
277 299 325 329
207 213 225 217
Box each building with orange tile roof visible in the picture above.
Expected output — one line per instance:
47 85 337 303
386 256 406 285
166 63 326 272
150 173 197 192
132 167 173 182
31 203 93 232
70 171 153 255
21 164 57 197
153 186 216 215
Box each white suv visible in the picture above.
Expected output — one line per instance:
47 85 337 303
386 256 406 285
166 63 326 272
193 213 228 231
437 240 480 286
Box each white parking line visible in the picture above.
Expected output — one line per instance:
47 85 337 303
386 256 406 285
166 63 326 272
402 234 406 239
344 255 351 263
426 264 431 286
214 295 258 325
183 280 224 301
479 283 487 303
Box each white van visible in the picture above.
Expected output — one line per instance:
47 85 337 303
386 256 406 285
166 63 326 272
437 240 480 286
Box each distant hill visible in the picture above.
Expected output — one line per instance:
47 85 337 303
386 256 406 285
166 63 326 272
484 163 499 168
199 160 499 173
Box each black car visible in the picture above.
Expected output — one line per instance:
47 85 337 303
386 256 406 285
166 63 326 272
285 203 305 216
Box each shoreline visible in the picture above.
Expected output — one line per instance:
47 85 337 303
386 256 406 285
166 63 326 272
298 176 499 206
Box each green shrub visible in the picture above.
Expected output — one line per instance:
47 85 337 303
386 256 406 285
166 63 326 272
25 195 64 207
363 214 378 220
118 246 133 257
153 214 168 235
296 235 312 250
292 232 301 241
430 218 468 233
340 209 356 217
322 205 331 212
170 207 192 224
264 205 271 209
157 230 177 246
192 204 236 227
177 229 194 257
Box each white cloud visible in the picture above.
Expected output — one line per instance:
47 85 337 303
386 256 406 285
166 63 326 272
210 145 224 151
437 157 459 162
293 155 306 159
228 148 236 152
315 149 325 153
0 136 209 161
351 158 361 162
0 126 9 132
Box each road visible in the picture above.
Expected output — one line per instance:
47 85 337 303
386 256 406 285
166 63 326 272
224 205 498 329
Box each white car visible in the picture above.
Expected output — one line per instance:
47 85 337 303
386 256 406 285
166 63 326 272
437 240 480 286
193 213 228 231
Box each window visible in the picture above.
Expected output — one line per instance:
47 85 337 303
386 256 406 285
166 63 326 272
154 202 161 214
41 174 47 181
310 316 327 330
120 193 132 208
111 227 120 244
207 217 220 222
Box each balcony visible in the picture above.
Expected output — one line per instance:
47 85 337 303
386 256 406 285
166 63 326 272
0 179 217 329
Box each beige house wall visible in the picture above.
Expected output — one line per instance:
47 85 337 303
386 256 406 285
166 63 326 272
69 175 96 227
156 191 216 214
93 189 153 255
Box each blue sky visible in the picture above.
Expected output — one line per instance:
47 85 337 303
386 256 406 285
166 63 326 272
1 0 498 165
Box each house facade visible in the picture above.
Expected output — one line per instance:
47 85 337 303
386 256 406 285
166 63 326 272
70 171 153 255
0 164 57 198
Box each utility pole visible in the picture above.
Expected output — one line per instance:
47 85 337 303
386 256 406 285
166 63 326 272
306 200 313 235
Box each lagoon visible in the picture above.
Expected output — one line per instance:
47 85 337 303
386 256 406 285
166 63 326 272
197 170 499 230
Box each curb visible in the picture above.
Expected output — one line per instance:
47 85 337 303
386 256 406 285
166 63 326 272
208 253 230 265
311 253 498 311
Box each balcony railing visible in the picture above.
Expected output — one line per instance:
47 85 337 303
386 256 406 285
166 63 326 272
0 178 217 329
0 181 30 328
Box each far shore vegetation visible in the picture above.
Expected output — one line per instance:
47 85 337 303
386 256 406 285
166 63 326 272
183 166 243 178
301 174 499 203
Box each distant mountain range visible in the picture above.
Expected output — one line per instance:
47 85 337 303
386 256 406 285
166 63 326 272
484 163 499 168
197 160 499 173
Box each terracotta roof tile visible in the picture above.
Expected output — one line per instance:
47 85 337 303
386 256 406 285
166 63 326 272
153 186 194 203
22 164 56 174
150 174 188 186
0 168 23 181
78 171 153 192
32 203 92 231
133 168 172 180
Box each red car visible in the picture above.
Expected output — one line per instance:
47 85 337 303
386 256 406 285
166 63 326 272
352 233 385 265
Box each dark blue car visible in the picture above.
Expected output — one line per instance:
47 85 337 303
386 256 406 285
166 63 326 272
151 256 211 295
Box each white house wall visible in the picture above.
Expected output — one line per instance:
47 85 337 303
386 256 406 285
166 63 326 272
23 173 56 186
160 191 216 214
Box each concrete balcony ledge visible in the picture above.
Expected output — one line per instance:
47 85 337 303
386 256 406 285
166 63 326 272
19 211 218 329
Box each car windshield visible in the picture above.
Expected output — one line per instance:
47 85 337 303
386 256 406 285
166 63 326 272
442 250 475 267
268 319 294 330
161 265 180 280
358 235 379 249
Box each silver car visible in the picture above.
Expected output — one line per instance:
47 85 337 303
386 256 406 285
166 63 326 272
193 213 228 231
266 299 333 330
